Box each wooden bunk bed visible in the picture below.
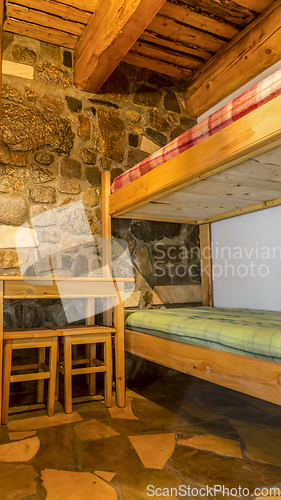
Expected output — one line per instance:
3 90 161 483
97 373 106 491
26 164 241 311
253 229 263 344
102 69 281 407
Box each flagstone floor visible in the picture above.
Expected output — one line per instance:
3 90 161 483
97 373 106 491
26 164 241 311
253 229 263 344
1 372 281 500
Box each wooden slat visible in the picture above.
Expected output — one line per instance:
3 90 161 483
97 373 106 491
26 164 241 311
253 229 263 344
124 52 193 80
159 2 240 39
6 0 91 24
199 224 213 307
74 0 167 93
117 213 198 224
7 4 85 35
109 93 281 218
51 0 99 12
198 196 281 224
124 203 230 221
140 31 213 60
4 19 78 48
233 0 274 12
125 329 281 406
148 14 226 53
185 0 281 117
129 40 202 70
179 0 256 27
182 178 281 201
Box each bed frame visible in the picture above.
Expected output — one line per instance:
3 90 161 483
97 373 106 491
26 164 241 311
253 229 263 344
101 92 281 406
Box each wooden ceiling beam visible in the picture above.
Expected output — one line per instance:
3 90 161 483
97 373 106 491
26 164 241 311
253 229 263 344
74 0 167 93
185 0 281 117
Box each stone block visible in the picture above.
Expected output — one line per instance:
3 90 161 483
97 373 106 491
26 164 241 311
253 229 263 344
78 115 91 140
1 103 74 154
2 83 23 104
0 194 28 225
37 62 70 86
31 165 55 184
80 149 96 165
29 186 56 204
0 167 29 192
65 96 82 113
59 158 81 179
58 179 80 195
13 45 37 64
82 188 100 207
164 92 180 113
39 95 64 114
96 108 125 162
35 152 55 165
133 85 162 107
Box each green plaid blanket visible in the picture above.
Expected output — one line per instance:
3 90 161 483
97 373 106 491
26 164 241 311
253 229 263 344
125 307 281 361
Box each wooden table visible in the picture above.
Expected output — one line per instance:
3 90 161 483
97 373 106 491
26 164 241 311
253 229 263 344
0 275 131 422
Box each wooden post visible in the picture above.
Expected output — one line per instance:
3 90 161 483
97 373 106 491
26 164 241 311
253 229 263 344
102 171 125 407
199 224 213 307
102 171 112 327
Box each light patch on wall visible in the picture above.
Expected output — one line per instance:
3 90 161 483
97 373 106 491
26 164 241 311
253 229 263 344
140 136 159 155
2 60 34 80
0 226 38 248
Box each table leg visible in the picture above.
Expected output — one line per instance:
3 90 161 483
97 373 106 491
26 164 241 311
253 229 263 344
64 336 72 414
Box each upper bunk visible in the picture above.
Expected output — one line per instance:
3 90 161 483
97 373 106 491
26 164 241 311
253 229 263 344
107 68 281 226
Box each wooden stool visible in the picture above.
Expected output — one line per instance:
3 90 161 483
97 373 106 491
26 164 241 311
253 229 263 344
2 329 58 425
56 325 114 414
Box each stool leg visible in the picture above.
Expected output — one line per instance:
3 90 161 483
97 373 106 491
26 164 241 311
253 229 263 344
37 347 45 404
47 338 57 417
2 341 13 425
55 347 60 401
64 336 72 414
104 336 112 408
86 344 96 396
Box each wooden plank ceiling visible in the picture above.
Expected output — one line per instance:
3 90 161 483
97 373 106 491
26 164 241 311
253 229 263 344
3 0 279 113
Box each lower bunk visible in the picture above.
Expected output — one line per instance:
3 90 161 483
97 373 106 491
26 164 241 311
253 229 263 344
124 307 281 406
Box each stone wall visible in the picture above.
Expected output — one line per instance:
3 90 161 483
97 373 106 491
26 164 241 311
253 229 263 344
1 33 201 385
1 32 201 326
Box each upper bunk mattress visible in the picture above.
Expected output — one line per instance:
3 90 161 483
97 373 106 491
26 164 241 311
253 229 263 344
125 307 281 362
111 69 281 193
